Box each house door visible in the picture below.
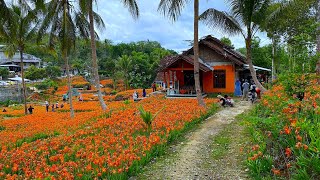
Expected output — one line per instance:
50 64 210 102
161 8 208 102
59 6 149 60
184 71 195 86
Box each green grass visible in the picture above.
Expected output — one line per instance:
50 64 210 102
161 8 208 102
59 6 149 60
211 130 231 159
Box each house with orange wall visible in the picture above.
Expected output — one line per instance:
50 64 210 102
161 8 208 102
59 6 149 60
157 35 270 95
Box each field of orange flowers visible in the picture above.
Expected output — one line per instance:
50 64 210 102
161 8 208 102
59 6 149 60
0 94 217 179
242 74 320 179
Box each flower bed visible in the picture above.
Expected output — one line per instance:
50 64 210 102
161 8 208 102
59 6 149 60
240 74 320 179
0 96 217 179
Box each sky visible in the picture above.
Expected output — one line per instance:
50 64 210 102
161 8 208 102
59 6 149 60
95 0 270 53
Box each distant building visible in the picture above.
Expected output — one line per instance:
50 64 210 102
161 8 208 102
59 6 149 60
0 45 42 72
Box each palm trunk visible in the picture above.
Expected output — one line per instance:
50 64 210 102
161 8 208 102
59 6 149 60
88 1 107 110
64 52 74 118
271 37 276 81
194 0 205 107
245 38 267 92
317 0 320 83
19 48 27 115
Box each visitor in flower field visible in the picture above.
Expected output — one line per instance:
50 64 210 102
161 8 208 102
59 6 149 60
55 102 59 108
45 101 49 112
60 103 64 108
133 91 138 101
62 94 67 102
79 93 83 101
152 82 156 92
242 80 250 101
51 104 55 112
224 95 234 107
142 88 146 97
217 95 226 106
2 109 6 112
28 105 34 114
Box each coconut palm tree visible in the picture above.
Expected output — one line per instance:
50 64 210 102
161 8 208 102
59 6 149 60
0 3 39 115
38 0 91 118
78 0 139 110
158 0 205 106
200 0 271 92
116 55 132 90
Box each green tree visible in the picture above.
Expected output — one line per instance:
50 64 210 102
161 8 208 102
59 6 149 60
0 68 9 79
45 65 61 79
117 55 132 90
220 37 234 48
158 0 205 106
200 0 271 92
25 65 47 80
38 0 91 118
0 3 39 114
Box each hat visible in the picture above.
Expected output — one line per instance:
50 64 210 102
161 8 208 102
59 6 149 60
217 95 223 99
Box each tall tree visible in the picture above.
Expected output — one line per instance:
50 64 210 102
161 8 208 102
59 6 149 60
79 0 139 110
116 55 132 90
38 0 91 118
200 0 271 92
317 0 320 83
0 3 39 114
158 0 205 106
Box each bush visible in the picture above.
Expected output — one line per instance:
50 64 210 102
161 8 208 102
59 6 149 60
242 73 320 179
35 79 58 90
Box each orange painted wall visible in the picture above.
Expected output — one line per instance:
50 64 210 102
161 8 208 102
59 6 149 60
203 65 235 93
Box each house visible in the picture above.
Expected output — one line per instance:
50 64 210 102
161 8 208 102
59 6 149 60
0 45 42 72
157 35 270 95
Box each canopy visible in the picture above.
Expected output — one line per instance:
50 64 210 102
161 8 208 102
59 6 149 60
8 77 30 82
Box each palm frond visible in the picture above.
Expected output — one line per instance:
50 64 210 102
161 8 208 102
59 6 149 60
199 8 243 36
121 0 139 19
158 0 188 21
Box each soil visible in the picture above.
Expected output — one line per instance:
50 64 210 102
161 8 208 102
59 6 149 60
130 101 252 180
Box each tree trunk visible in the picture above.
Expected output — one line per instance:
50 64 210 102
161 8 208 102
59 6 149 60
88 1 107 110
19 48 27 115
193 0 205 107
64 53 74 118
271 37 276 81
245 38 267 92
317 0 320 83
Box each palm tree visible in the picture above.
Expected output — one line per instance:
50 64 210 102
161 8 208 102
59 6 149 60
38 0 91 118
0 3 39 115
78 0 139 110
116 55 132 90
158 0 205 106
200 0 270 92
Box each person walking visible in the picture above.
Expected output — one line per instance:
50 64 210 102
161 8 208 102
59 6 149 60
51 104 55 112
242 80 250 101
45 101 49 112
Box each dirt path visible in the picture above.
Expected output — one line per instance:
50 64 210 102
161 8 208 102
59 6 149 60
131 101 252 180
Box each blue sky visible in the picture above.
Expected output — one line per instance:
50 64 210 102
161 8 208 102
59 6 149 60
96 0 269 52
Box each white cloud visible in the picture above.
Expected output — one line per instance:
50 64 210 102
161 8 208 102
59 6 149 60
96 0 270 52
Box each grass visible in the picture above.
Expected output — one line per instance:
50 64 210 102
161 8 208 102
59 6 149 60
211 127 231 159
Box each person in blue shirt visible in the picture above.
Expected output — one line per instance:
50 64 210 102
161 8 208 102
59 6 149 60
142 89 146 97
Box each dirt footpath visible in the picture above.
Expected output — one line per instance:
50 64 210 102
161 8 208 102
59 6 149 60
131 101 252 180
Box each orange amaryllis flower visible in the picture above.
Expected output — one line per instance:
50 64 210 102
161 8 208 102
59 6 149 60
284 126 291 135
285 148 292 157
303 144 308 150
272 168 281 175
296 135 302 142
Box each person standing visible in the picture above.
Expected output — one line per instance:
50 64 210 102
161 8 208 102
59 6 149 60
45 101 49 112
51 104 55 112
142 89 146 97
28 105 34 114
152 82 156 92
234 79 242 97
242 80 250 101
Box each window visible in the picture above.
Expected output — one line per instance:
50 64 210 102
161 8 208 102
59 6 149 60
213 70 226 88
